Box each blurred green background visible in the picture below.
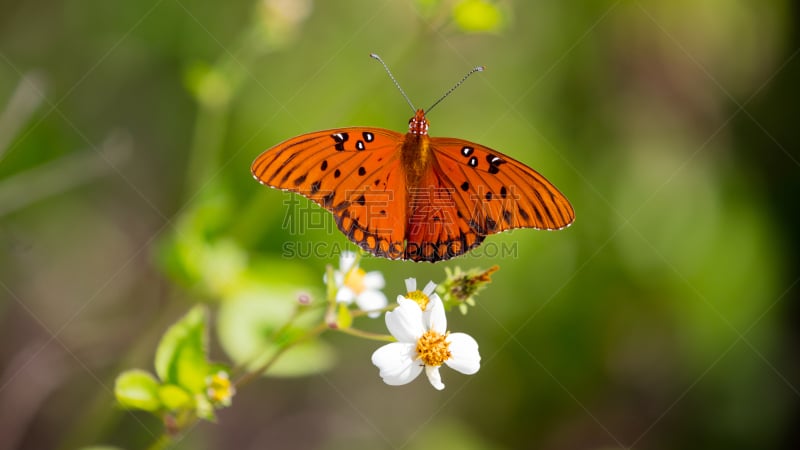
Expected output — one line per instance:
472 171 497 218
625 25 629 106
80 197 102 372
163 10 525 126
1 0 799 449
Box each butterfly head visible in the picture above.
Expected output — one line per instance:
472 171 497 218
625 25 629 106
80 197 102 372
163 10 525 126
408 109 429 136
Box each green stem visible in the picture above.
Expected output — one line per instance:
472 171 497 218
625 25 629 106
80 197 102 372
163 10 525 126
184 101 229 194
233 322 328 388
336 327 395 342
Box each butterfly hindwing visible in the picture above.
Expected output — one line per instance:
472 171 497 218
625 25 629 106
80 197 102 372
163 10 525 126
404 168 485 262
251 127 408 258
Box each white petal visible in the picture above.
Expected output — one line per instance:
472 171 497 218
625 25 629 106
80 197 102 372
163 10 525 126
363 271 385 289
422 280 437 296
425 296 447 334
372 342 422 386
445 332 480 375
426 293 443 313
386 299 424 342
356 290 388 318
336 286 355 303
404 277 416 293
425 365 445 390
339 251 357 273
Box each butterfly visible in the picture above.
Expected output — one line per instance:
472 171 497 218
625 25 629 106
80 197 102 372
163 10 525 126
251 54 574 262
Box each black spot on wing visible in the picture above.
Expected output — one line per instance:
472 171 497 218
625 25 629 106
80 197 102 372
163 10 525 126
331 132 349 151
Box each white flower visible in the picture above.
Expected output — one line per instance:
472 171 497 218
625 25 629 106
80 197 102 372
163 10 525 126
400 277 439 311
371 296 480 390
325 251 387 318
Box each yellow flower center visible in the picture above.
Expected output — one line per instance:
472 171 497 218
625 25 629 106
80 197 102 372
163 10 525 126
344 267 367 294
206 372 235 406
406 290 430 310
416 330 451 367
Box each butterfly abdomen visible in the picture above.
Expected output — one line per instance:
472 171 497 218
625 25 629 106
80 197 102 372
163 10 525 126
400 133 433 188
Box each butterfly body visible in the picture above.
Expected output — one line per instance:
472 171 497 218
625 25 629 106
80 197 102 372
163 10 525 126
401 110 434 187
252 107 574 262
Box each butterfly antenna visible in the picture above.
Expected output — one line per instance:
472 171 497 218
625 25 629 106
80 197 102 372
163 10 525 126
370 53 416 113
425 65 485 114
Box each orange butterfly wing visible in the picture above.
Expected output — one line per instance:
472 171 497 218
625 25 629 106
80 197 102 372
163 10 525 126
401 137 575 261
431 137 575 230
251 128 409 259
403 165 486 261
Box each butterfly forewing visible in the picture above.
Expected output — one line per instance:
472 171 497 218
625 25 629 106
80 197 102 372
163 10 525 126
251 127 409 259
429 137 575 234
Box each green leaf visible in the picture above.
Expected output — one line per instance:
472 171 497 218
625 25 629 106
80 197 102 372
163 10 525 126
158 384 194 411
217 265 334 377
114 370 161 412
154 305 211 393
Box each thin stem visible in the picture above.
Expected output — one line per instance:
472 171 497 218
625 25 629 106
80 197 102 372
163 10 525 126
184 97 230 193
324 264 338 326
0 131 131 217
0 71 46 160
229 300 317 379
233 322 328 388
336 327 395 342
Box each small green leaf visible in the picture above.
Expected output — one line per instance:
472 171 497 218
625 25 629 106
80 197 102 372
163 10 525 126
114 370 161 412
155 305 211 393
158 384 193 411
